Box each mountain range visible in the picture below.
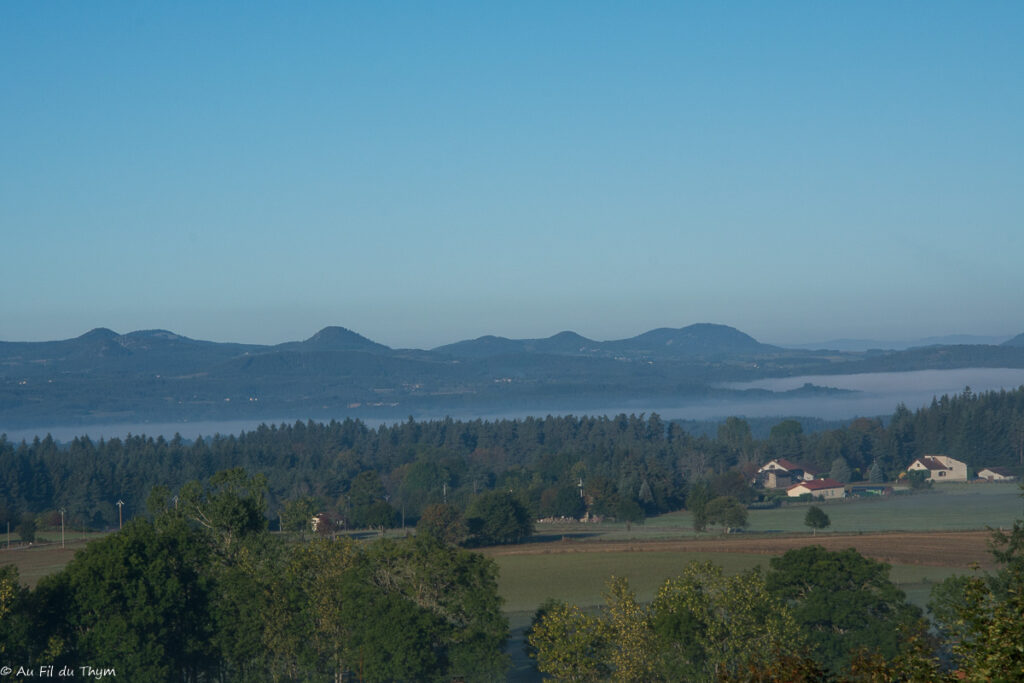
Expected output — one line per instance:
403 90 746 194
3 323 1024 431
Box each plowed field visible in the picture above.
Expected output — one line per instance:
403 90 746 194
482 530 995 570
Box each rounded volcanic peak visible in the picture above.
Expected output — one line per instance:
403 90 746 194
621 323 774 355
119 329 203 353
295 326 390 352
432 335 525 358
123 329 187 341
77 327 121 341
66 327 130 358
548 330 592 344
532 330 598 353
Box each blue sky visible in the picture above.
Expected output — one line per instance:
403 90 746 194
3 2 1022 349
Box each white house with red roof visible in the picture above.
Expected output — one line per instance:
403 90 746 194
786 478 846 500
906 455 968 482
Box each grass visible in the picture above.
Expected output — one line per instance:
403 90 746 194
495 551 767 613
496 549 969 682
493 549 964 615
0 534 106 587
537 481 1024 541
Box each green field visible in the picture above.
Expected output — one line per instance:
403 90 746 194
493 548 964 618
497 483 1022 679
535 482 1024 542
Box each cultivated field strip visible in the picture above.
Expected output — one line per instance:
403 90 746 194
480 530 995 570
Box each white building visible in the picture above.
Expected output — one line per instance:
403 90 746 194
977 467 1016 481
906 455 968 482
786 478 846 500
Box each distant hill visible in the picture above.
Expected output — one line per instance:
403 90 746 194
786 334 1013 352
607 323 777 357
433 324 772 359
277 326 391 353
432 335 531 358
432 331 601 358
3 323 1024 430
1003 333 1024 348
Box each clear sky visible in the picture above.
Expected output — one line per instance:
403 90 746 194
3 2 1022 349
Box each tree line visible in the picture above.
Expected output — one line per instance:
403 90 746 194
2 386 1023 535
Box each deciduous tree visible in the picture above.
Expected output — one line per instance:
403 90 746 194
804 506 830 534
466 491 533 546
703 496 748 531
766 546 928 673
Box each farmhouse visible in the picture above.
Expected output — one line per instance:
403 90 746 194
757 459 821 489
310 512 337 534
786 478 846 500
977 466 1016 481
906 455 968 482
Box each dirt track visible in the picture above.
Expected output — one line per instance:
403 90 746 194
481 530 996 570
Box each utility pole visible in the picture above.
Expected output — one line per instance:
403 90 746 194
60 508 65 549
116 500 125 530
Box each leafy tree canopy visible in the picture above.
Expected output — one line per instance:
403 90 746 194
804 506 830 533
466 491 533 546
766 546 927 673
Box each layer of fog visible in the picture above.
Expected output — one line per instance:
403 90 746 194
7 368 1024 444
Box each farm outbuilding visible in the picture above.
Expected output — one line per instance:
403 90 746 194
786 478 846 500
977 467 1016 481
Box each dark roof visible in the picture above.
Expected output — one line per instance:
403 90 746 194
761 458 801 472
980 466 1015 476
913 457 950 471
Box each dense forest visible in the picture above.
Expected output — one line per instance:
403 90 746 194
2 386 1023 533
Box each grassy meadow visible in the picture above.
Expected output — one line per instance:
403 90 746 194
497 482 1022 614
498 482 1022 680
577 481 1024 541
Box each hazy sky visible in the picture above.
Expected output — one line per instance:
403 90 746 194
3 2 1022 349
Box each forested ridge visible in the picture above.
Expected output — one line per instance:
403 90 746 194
2 386 1023 532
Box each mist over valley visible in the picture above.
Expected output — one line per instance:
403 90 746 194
4 324 1024 442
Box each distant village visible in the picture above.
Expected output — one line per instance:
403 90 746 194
757 455 1016 501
